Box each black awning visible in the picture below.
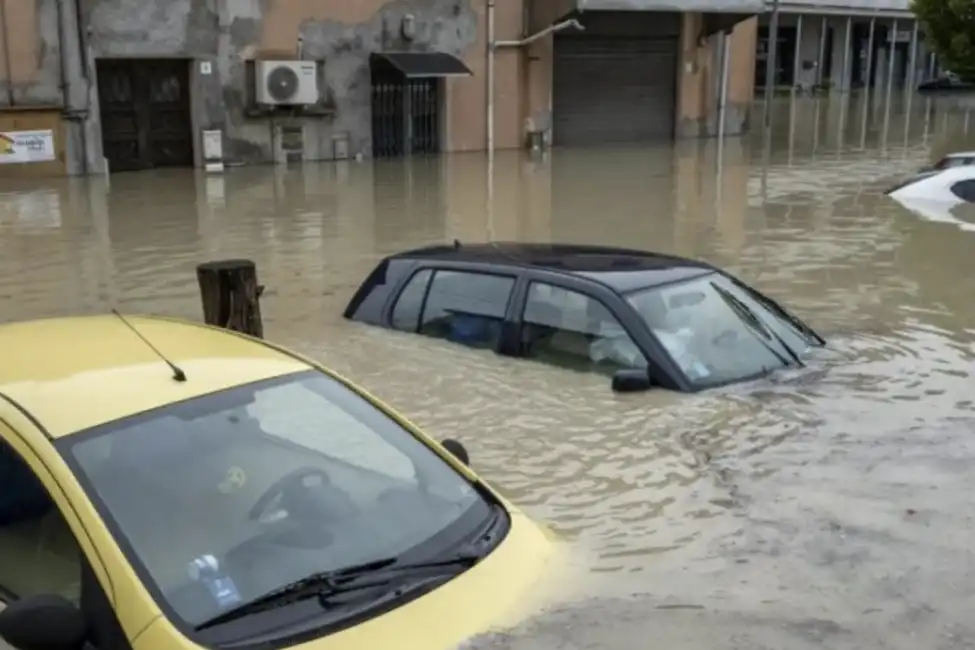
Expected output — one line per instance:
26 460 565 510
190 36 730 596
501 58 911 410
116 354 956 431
701 12 757 38
370 52 472 79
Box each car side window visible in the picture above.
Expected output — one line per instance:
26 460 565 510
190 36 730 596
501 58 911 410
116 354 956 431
390 269 433 332
0 438 81 605
520 282 647 374
416 270 515 350
950 180 975 202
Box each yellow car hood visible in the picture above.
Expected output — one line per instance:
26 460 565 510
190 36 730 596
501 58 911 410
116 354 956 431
135 510 558 650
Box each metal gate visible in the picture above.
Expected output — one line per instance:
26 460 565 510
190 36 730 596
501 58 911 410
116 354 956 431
553 34 679 146
371 65 440 158
97 59 194 172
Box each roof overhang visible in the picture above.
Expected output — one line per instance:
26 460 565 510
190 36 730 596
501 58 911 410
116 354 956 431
574 0 765 12
370 52 472 79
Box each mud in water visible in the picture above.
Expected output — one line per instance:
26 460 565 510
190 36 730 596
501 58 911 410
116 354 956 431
2 94 975 648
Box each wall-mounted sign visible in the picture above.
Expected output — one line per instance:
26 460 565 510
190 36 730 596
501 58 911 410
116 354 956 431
200 61 212 75
0 130 55 164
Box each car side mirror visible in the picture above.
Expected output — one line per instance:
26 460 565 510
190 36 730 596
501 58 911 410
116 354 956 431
0 594 87 650
612 368 653 393
440 438 470 466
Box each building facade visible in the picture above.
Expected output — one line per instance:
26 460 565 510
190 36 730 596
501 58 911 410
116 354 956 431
755 0 939 93
0 0 760 176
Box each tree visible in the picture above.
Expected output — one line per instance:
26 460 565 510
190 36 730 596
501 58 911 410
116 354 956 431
911 0 975 80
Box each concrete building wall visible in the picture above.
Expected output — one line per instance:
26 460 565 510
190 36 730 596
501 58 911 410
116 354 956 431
0 0 758 177
676 14 757 137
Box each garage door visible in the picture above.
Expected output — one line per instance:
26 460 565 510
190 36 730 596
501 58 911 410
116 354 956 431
553 36 679 146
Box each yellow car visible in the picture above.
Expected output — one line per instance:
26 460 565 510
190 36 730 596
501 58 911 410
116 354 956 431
0 315 555 650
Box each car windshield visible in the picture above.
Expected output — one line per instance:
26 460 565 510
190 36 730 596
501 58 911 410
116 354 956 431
626 273 817 389
56 370 489 629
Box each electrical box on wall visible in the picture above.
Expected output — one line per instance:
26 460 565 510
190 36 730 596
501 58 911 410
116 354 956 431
254 60 319 105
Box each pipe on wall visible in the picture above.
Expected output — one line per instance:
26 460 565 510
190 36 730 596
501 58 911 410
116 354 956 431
717 30 731 140
486 0 495 155
55 0 69 108
0 0 15 105
486 0 584 154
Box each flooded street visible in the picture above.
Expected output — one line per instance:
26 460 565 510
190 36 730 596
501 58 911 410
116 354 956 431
4 94 975 648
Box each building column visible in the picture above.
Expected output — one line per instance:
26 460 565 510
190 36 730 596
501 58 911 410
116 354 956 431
829 16 853 91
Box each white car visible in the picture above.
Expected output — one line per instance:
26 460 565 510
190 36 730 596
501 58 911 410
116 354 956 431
921 151 975 172
886 165 975 231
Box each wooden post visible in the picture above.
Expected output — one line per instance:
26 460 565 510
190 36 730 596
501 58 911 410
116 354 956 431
196 259 265 338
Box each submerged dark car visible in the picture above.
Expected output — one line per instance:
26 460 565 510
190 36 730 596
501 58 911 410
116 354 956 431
343 242 825 393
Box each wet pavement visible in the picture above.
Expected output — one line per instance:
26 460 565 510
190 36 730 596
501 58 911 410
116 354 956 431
3 93 975 648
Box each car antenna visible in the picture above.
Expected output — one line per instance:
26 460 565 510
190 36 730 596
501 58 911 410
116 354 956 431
453 238 462 249
110 310 187 382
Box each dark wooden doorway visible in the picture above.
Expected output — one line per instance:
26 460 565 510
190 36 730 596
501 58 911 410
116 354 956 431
97 58 194 172
370 64 441 158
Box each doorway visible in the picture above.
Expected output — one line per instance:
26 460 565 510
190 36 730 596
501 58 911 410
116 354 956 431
96 58 194 173
370 63 442 158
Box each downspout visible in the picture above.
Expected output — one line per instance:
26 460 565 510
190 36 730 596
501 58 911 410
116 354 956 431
487 11 584 154
55 0 69 108
74 0 91 174
717 29 731 140
486 0 495 155
0 0 15 105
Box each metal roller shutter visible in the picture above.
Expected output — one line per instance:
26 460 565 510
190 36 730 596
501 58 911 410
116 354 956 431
553 36 679 146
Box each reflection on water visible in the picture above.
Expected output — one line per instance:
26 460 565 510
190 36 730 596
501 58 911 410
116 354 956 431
3 94 975 647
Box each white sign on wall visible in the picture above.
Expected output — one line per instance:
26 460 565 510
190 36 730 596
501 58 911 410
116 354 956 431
0 130 55 164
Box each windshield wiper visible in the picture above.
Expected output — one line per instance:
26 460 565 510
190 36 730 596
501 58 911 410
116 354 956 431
194 554 482 631
739 284 825 346
710 282 804 369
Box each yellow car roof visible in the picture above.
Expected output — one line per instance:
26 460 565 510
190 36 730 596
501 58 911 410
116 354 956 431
0 315 310 438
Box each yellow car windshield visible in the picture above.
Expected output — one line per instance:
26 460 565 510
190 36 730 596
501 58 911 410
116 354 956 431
57 370 490 630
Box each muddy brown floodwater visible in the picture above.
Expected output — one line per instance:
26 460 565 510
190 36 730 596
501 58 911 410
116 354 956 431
3 94 975 649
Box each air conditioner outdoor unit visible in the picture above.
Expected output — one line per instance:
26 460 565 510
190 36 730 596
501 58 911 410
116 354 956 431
254 60 318 106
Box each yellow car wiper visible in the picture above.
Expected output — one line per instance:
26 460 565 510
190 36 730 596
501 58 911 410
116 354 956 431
194 554 482 631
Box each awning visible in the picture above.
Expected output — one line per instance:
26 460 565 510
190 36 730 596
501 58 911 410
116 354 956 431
572 0 765 11
370 52 472 79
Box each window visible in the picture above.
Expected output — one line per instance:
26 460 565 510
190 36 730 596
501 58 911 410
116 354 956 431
520 282 646 374
60 371 490 630
416 271 515 350
950 180 975 202
0 438 81 604
390 269 433 332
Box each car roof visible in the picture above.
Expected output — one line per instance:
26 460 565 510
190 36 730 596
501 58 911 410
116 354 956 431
391 242 715 291
943 151 975 159
0 315 310 439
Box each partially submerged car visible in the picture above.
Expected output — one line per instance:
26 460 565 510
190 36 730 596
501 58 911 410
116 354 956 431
917 71 975 93
918 150 975 173
887 164 975 204
344 243 825 393
886 165 975 230
0 315 555 650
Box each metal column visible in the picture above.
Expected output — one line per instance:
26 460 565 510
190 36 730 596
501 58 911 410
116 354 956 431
864 17 875 91
841 15 852 92
907 20 919 90
885 19 898 100
792 14 803 91
817 16 828 87
763 0 780 127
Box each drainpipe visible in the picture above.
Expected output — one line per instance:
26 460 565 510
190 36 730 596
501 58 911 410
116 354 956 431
487 9 584 153
717 29 731 140
487 0 495 155
0 0 14 105
55 0 69 109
